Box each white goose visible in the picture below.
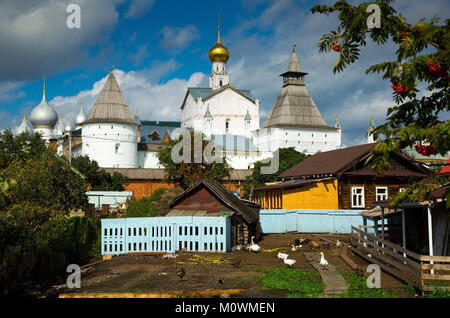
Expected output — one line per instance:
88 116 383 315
277 252 288 261
249 236 261 252
291 244 299 252
283 255 296 268
319 252 328 270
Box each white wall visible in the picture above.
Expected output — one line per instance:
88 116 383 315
82 123 138 168
254 127 341 155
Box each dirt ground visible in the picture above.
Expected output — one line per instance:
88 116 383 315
57 233 410 298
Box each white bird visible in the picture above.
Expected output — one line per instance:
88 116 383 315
319 252 328 270
336 239 341 248
283 256 296 268
249 236 261 252
277 252 288 261
291 244 299 252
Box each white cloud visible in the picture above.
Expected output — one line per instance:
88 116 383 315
159 25 201 54
124 0 155 19
46 63 208 127
0 81 26 103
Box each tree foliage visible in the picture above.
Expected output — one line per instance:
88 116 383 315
71 155 129 191
0 130 97 295
312 0 450 207
157 131 231 189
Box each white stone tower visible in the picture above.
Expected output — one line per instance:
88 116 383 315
81 68 139 168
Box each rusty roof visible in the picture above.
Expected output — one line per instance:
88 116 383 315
167 180 259 224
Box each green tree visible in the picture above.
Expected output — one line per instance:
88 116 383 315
157 130 230 189
242 148 309 199
312 0 449 207
0 130 88 213
71 155 129 191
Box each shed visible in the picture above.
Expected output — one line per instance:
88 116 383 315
163 180 261 246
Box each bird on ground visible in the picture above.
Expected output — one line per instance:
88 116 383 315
176 266 185 280
235 244 243 251
230 257 241 268
311 241 320 249
291 244 299 252
282 255 296 268
277 252 288 261
336 239 341 248
319 252 328 271
249 236 261 252
218 277 225 285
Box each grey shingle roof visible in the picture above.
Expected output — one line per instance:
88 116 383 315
83 71 139 126
263 48 334 130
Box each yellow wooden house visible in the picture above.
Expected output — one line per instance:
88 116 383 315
252 143 430 210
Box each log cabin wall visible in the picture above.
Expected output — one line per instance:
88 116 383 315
340 176 409 210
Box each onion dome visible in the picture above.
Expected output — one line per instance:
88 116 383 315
15 113 31 135
208 22 230 63
64 118 73 133
134 108 142 125
367 116 375 133
204 105 212 118
334 114 341 129
54 114 65 137
30 82 58 129
74 99 87 128
244 109 251 121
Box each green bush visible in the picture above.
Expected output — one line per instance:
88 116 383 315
125 188 167 218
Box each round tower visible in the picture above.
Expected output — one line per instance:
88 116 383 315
81 68 139 168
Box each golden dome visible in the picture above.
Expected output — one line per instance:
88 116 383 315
208 25 230 63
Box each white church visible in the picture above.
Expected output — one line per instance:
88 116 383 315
14 24 376 171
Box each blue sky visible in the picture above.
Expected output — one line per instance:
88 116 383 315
0 0 449 146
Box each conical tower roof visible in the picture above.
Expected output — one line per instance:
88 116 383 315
263 45 331 130
84 69 139 126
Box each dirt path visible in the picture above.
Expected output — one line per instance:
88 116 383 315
304 252 348 297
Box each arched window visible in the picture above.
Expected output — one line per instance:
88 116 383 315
115 143 120 154
219 80 223 87
225 119 230 133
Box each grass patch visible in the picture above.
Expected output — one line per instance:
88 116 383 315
340 272 396 298
428 288 450 298
253 267 324 298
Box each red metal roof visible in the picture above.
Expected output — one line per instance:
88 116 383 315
438 158 450 176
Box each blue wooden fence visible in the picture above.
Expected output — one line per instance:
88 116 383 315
101 216 231 255
260 209 375 234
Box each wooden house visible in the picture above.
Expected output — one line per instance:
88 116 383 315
252 142 430 210
161 180 261 246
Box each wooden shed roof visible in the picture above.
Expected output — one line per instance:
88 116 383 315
167 180 260 224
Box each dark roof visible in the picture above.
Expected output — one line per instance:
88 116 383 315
280 142 430 179
280 143 379 178
167 180 260 224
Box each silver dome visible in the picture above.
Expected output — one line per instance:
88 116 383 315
30 88 58 129
75 102 87 127
64 118 73 133
15 113 31 135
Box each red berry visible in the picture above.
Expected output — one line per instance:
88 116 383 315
332 43 341 52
